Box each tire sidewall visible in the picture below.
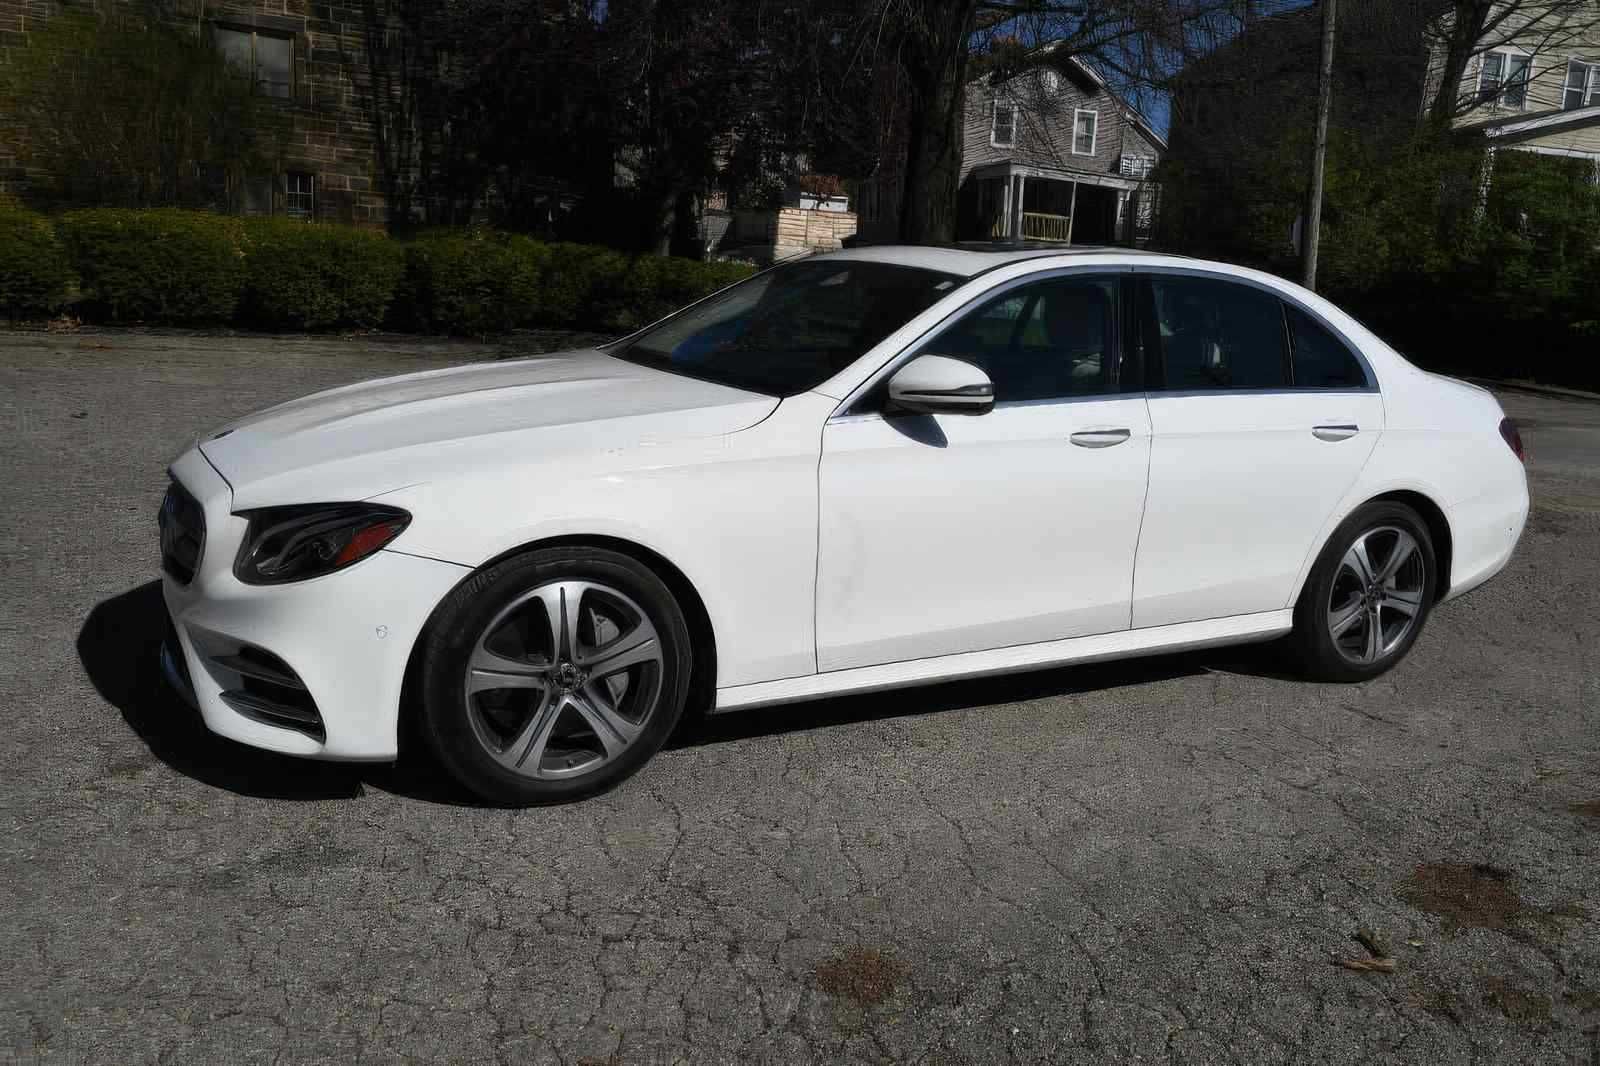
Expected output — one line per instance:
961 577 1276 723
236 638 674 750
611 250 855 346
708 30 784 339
1297 502 1437 682
420 547 692 805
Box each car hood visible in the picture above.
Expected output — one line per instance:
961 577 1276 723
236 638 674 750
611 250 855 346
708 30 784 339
198 349 779 507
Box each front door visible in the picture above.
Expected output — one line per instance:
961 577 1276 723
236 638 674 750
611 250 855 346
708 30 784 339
816 272 1152 672
1130 273 1384 628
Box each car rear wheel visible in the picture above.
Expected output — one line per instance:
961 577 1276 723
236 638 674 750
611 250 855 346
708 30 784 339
419 547 692 805
1291 501 1437 682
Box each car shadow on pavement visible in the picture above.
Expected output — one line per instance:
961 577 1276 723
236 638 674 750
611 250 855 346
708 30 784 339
80 582 1302 802
76 581 481 805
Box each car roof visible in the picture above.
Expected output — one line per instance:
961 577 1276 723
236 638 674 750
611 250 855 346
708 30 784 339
808 242 1170 278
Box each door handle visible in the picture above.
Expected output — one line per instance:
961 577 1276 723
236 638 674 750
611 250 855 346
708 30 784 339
1070 428 1132 449
1312 424 1360 442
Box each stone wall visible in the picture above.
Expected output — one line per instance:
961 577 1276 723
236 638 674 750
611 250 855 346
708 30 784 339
0 0 388 226
730 206 858 263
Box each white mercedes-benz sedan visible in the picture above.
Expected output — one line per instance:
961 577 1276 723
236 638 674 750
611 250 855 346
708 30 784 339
158 245 1529 804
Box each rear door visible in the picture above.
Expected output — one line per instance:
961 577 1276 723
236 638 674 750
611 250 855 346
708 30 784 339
1131 272 1383 629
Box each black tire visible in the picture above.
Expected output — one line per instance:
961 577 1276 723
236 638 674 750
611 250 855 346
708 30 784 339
419 546 692 805
1290 501 1437 682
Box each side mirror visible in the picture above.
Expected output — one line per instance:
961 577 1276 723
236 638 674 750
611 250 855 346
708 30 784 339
886 355 995 416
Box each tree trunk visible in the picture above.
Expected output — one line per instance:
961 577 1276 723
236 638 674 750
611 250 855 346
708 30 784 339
1427 1 1490 131
895 0 979 244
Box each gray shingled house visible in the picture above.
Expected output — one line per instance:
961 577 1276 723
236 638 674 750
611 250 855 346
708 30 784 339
958 50 1166 245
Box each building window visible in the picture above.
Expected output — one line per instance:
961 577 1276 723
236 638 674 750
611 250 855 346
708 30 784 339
1479 51 1531 110
285 172 314 219
991 99 1017 148
1073 109 1098 156
1565 59 1600 110
1119 154 1155 179
241 175 274 216
215 26 293 99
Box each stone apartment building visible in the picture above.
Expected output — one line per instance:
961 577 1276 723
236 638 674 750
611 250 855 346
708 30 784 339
0 0 388 224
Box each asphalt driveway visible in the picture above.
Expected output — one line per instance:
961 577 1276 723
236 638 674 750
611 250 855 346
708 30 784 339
1 329 1597 1064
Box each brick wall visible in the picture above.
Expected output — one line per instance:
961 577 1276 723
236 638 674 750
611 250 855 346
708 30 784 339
0 0 388 225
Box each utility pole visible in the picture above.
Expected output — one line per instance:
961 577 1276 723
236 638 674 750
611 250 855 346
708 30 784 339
1303 0 1337 290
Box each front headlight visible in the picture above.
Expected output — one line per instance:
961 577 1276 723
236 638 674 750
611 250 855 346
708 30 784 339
233 503 411 585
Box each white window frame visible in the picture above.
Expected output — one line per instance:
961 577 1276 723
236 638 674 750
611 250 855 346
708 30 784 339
284 171 315 220
1479 49 1532 111
1565 58 1600 110
991 98 1017 148
1072 108 1099 157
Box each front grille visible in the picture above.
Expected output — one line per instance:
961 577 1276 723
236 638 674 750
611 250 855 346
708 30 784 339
158 479 205 584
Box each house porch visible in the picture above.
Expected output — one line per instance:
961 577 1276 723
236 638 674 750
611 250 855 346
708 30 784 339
960 163 1153 246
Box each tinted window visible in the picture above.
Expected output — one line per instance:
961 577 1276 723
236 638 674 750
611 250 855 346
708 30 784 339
932 276 1117 401
619 261 961 397
1287 304 1367 388
1151 277 1289 390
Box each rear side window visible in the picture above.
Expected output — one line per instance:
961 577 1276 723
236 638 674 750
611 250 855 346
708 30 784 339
1150 276 1289 390
1286 304 1367 388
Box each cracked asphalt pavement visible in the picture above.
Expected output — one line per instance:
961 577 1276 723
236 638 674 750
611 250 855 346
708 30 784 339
2 331 1598 1064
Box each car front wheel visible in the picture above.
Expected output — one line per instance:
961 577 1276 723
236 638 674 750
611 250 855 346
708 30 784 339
1292 501 1437 682
419 547 692 805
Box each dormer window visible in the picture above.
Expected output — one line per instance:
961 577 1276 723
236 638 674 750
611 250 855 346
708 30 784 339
1479 51 1531 110
1565 59 1600 110
991 99 1017 148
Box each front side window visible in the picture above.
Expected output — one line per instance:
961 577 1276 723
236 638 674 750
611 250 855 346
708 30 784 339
1286 304 1367 389
215 26 293 99
924 275 1119 402
1149 276 1288 391
1566 59 1600 110
618 261 962 397
992 99 1017 147
1073 110 1098 155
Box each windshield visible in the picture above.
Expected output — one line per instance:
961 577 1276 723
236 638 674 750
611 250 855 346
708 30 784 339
614 260 964 396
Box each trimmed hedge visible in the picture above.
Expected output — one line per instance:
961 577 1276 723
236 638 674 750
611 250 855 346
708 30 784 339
240 218 404 330
402 230 547 335
0 201 75 319
27 208 755 333
402 230 756 335
58 208 244 323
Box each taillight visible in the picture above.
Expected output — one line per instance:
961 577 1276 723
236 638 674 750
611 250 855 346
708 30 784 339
1499 417 1526 463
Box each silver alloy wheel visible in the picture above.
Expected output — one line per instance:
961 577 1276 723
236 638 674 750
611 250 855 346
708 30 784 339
464 579 664 779
1326 525 1426 666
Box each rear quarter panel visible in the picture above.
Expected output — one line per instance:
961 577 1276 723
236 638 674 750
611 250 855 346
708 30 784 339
1291 358 1529 603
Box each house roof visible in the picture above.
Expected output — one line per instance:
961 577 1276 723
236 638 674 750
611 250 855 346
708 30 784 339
1463 103 1600 143
978 46 1168 150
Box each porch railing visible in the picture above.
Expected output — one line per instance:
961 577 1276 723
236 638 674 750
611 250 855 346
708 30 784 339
1021 211 1071 242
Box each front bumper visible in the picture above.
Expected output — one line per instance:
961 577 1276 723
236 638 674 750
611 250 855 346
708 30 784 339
161 448 469 761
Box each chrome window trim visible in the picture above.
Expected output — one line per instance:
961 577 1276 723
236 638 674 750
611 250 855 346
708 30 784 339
828 264 1138 421
1128 264 1381 391
1146 386 1378 400
828 389 1149 425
